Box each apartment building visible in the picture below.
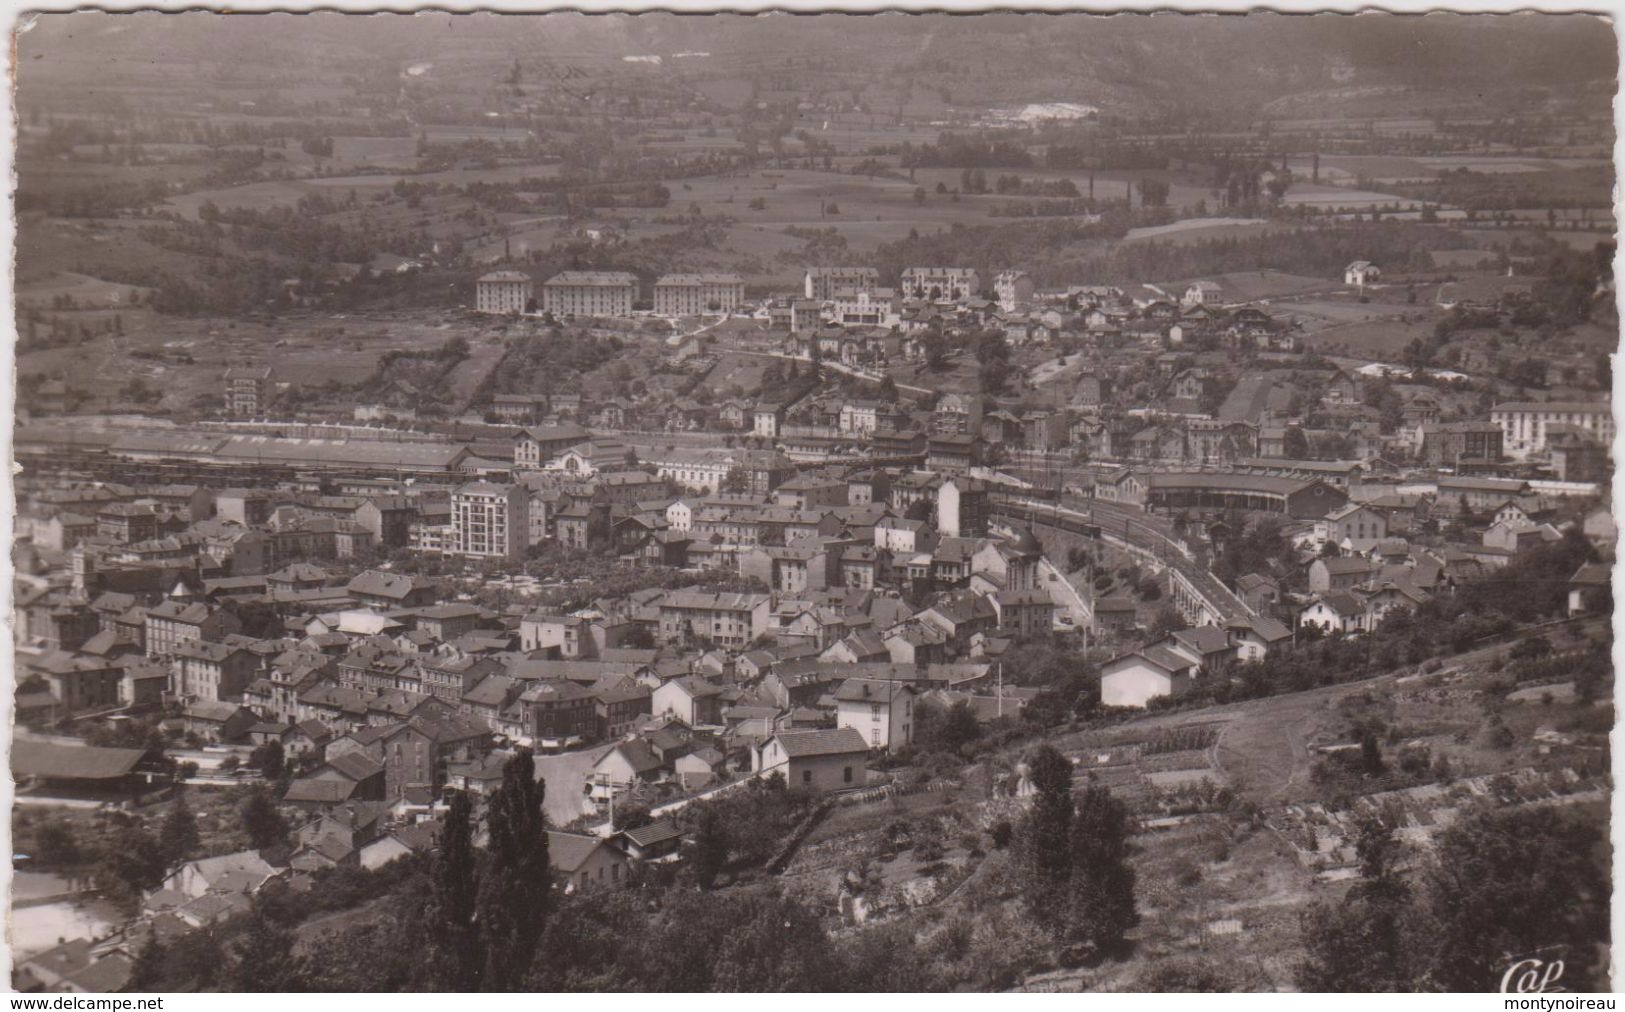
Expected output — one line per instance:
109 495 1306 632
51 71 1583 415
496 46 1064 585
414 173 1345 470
449 482 528 562
994 270 1035 312
657 591 771 648
223 367 273 417
475 271 534 315
653 273 745 316
804 267 879 302
1490 401 1615 459
901 267 980 303
542 271 639 318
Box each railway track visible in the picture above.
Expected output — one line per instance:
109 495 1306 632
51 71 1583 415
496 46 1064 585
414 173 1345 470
994 494 1254 627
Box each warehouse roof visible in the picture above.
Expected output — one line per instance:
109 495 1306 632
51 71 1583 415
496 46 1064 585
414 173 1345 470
12 740 147 780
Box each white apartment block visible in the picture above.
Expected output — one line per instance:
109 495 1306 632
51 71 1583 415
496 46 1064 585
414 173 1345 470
542 272 639 318
805 267 880 302
650 452 732 493
994 270 1034 312
653 273 745 316
839 402 881 435
450 482 528 562
832 288 899 328
657 592 771 648
901 267 980 303
1491 401 1615 459
475 271 533 315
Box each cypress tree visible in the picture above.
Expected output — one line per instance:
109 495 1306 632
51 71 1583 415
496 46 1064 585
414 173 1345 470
688 807 727 890
427 791 480 990
158 796 199 870
1064 783 1138 957
475 750 550 991
1014 744 1075 927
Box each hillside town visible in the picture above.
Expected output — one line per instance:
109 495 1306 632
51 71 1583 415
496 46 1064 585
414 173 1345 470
10 10 1616 997
14 252 1617 991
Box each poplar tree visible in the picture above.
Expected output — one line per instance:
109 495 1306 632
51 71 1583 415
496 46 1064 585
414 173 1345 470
427 791 480 990
475 750 550 991
159 795 200 869
1063 783 1138 957
1014 744 1075 927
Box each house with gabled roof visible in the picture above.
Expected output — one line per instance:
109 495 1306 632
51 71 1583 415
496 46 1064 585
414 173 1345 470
1569 562 1611 616
612 820 686 863
589 738 664 805
1100 645 1200 709
752 727 869 791
162 848 282 901
346 570 438 609
549 831 630 892
1298 591 1368 635
1308 555 1374 594
651 675 726 727
833 677 918 750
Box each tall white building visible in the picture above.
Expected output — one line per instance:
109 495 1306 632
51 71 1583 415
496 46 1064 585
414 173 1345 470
832 288 899 327
653 273 745 316
475 271 533 315
901 267 980 303
450 482 528 562
1491 401 1615 459
994 270 1034 312
542 272 639 318
804 267 879 302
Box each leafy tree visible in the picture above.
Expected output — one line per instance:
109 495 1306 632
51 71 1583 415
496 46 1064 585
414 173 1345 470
129 933 166 991
159 796 200 869
476 750 550 991
1298 812 1418 991
1135 956 1259 991
1282 425 1310 459
913 698 982 755
250 739 285 780
92 826 167 912
1418 806 1609 991
612 801 653 832
1135 177 1171 207
921 330 950 371
1359 729 1385 776
708 890 838 990
226 903 307 991
156 927 228 991
33 818 81 868
687 807 728 890
239 787 289 850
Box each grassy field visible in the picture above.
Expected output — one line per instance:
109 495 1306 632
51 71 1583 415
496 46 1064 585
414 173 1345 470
703 352 775 398
1163 270 1339 302
1122 218 1279 245
16 308 500 413
1293 314 1439 357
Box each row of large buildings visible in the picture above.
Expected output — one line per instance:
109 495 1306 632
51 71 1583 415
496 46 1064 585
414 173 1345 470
475 271 747 318
478 264 1031 320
